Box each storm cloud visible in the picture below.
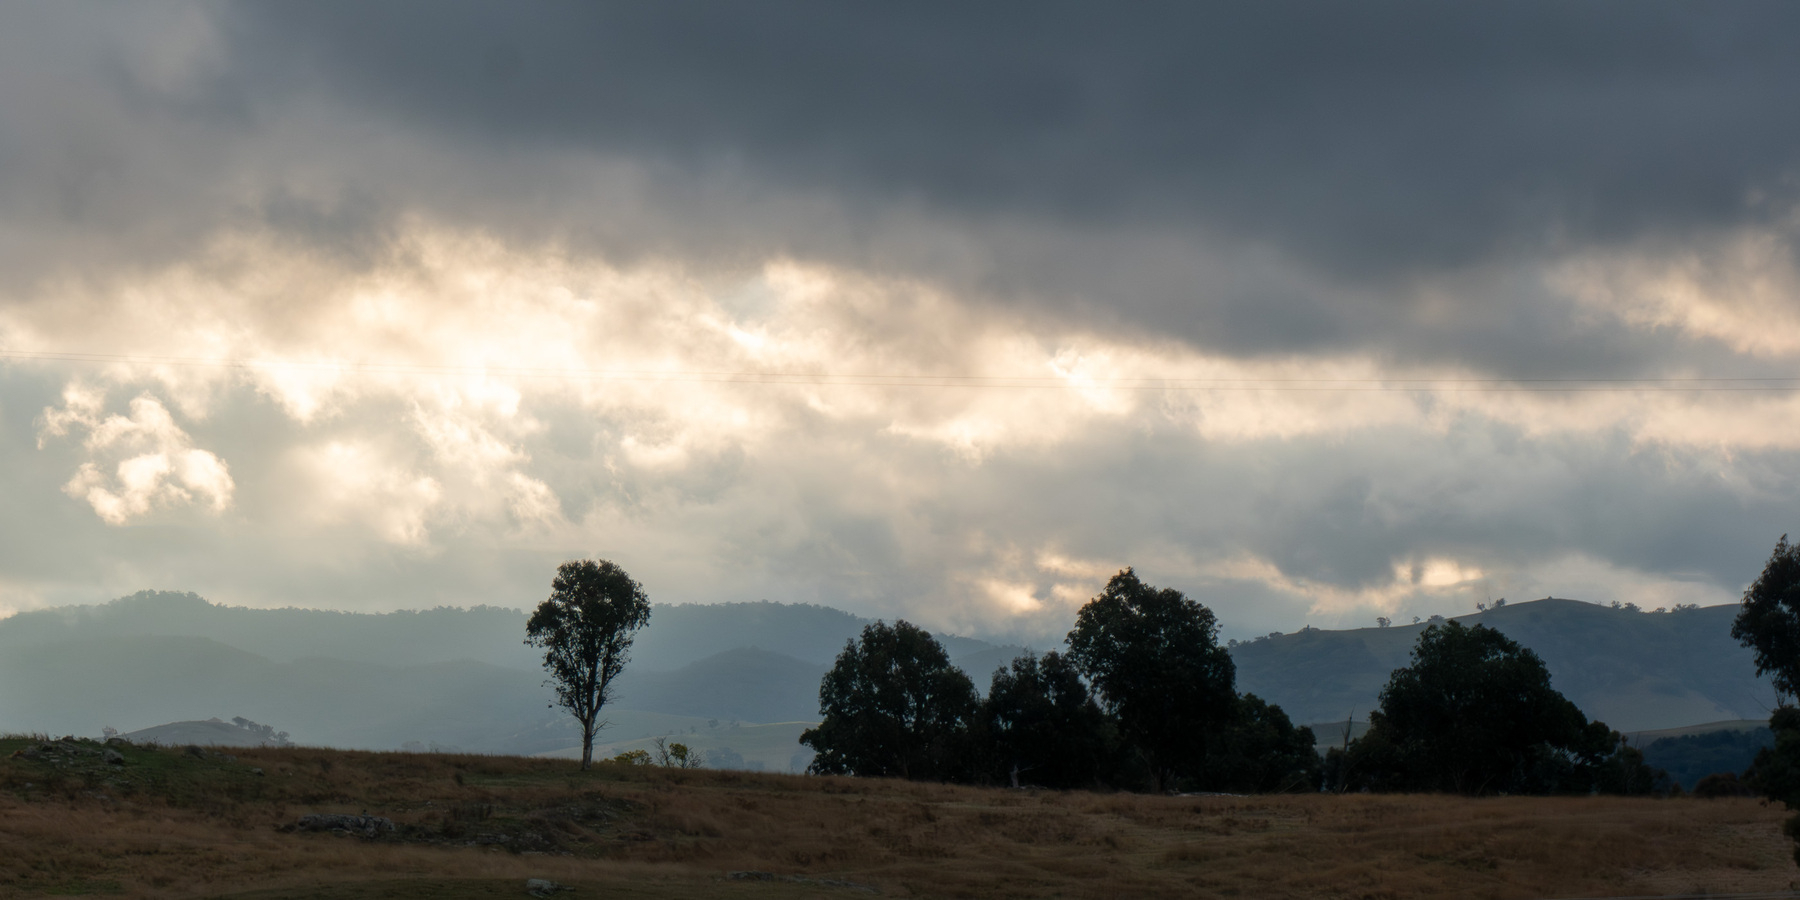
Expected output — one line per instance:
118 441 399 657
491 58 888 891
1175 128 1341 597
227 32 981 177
0 2 1797 642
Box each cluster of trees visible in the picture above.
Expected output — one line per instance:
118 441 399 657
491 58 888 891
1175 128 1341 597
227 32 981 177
229 716 292 746
803 568 1665 797
523 551 1743 799
801 569 1317 792
612 736 704 768
1325 621 1660 795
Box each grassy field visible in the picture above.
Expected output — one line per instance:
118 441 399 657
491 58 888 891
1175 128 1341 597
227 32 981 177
539 721 816 773
2 734 1796 899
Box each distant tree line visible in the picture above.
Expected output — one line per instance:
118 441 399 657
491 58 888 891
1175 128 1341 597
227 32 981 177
231 716 291 746
800 568 1661 796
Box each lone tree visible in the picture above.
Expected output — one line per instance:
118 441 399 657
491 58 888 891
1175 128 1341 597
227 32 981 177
1065 568 1237 791
1731 535 1800 700
801 620 979 780
525 559 651 769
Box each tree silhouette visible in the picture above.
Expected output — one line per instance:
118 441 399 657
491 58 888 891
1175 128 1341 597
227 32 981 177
801 620 978 780
1065 568 1236 791
1731 535 1800 700
525 559 651 770
1732 537 1800 863
1351 620 1638 794
983 650 1120 789
1201 693 1320 793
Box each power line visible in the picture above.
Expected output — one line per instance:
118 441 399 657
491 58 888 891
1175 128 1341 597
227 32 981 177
3 348 1798 393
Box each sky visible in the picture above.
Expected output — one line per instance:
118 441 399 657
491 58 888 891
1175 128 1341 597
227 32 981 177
2 1 1799 644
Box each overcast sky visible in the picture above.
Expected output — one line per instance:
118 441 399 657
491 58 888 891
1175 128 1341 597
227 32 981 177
3 1 1799 643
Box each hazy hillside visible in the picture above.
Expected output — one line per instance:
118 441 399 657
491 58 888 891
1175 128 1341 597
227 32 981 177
1233 599 1775 732
0 592 543 670
0 591 994 672
613 648 828 723
0 635 557 751
0 592 1007 755
123 718 294 748
1 592 1773 751
629 601 1003 669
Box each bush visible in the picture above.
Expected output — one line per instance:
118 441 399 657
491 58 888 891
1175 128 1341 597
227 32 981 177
1692 771 1758 798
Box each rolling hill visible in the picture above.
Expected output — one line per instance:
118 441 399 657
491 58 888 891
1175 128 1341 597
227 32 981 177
1232 599 1776 731
0 592 1778 754
0 592 1010 757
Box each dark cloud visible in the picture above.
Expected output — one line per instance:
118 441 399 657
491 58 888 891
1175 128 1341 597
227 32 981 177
7 2 1797 372
218 1 1800 280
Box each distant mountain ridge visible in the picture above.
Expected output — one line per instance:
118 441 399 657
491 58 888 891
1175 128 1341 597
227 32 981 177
1232 599 1775 732
0 591 1010 753
0 591 996 672
0 592 1774 751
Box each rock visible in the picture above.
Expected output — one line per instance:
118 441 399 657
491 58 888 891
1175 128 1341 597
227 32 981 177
251 767 264 776
727 871 776 881
104 749 125 766
524 879 571 897
293 814 396 838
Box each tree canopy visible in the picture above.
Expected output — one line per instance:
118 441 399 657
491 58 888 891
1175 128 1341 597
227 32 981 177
1200 693 1319 793
1732 537 1800 864
1731 535 1800 700
524 559 652 770
1064 568 1237 790
982 650 1121 789
1345 620 1650 795
801 620 979 780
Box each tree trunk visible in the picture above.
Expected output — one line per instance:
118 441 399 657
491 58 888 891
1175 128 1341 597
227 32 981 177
580 717 596 770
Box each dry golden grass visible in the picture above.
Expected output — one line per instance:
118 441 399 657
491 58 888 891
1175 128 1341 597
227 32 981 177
2 735 1795 899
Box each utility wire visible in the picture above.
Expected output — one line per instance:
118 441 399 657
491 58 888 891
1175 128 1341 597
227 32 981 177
3 348 1798 392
